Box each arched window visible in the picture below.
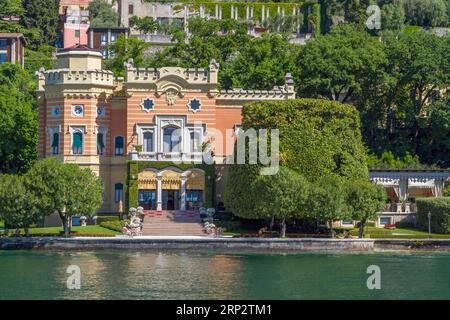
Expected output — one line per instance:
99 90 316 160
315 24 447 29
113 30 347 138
97 132 105 155
72 131 83 155
51 132 59 155
114 183 124 203
163 127 181 153
143 131 153 152
115 136 124 156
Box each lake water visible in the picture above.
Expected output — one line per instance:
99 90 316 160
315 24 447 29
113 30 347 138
0 250 449 300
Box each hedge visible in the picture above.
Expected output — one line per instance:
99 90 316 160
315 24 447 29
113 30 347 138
416 197 450 234
96 215 120 224
100 220 128 233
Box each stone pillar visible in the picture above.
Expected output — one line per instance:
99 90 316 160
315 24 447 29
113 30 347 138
215 4 219 19
434 179 444 197
219 6 222 19
398 178 408 202
180 175 187 211
246 6 249 20
231 5 234 19
89 29 94 48
261 5 265 21
157 173 163 211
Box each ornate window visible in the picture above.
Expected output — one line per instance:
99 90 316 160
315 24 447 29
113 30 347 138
140 98 154 112
163 127 181 153
72 131 83 155
187 98 202 113
115 136 124 156
72 105 84 117
114 183 124 203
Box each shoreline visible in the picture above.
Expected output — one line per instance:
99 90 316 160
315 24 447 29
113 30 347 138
1 236 450 252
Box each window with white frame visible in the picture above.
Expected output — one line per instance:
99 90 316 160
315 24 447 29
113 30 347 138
69 126 86 155
72 131 83 155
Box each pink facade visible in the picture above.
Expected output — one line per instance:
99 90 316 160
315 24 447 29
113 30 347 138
63 23 89 48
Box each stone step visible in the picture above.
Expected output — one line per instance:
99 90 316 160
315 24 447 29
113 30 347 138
141 210 205 236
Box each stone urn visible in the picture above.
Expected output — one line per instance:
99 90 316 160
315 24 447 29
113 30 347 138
80 215 87 227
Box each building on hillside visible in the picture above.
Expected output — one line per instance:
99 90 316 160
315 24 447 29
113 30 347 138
0 33 25 66
36 45 295 214
87 26 129 58
61 3 91 48
118 0 312 37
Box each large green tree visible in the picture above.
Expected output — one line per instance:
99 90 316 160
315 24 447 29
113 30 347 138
346 179 387 238
226 99 369 226
220 33 300 90
0 174 41 236
381 0 405 33
21 0 59 49
308 175 351 238
88 0 119 27
24 158 103 237
104 34 149 77
296 23 387 104
381 31 449 161
253 167 310 237
404 0 448 27
0 64 37 174
240 99 369 182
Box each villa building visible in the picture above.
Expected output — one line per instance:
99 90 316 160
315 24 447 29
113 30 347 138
0 33 25 66
36 45 295 214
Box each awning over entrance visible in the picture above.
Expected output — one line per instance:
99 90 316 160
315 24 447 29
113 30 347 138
138 167 205 211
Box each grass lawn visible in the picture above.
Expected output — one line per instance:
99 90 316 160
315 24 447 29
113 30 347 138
2 225 119 236
0 220 4 228
349 226 450 239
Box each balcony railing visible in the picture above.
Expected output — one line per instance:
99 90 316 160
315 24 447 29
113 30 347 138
381 202 417 214
133 151 203 163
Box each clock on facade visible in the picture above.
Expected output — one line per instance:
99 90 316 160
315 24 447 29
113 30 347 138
72 105 84 117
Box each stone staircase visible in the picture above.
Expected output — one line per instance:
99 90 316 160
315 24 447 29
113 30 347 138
142 210 205 236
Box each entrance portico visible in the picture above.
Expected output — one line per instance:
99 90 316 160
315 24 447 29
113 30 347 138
138 167 205 212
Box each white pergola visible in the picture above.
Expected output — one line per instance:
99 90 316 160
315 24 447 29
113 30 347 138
369 169 450 213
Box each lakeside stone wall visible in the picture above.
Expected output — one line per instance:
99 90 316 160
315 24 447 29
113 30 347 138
0 237 374 251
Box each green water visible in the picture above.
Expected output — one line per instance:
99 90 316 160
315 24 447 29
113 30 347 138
0 250 449 300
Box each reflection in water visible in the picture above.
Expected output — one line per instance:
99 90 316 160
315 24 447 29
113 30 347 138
58 251 244 300
0 251 450 300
